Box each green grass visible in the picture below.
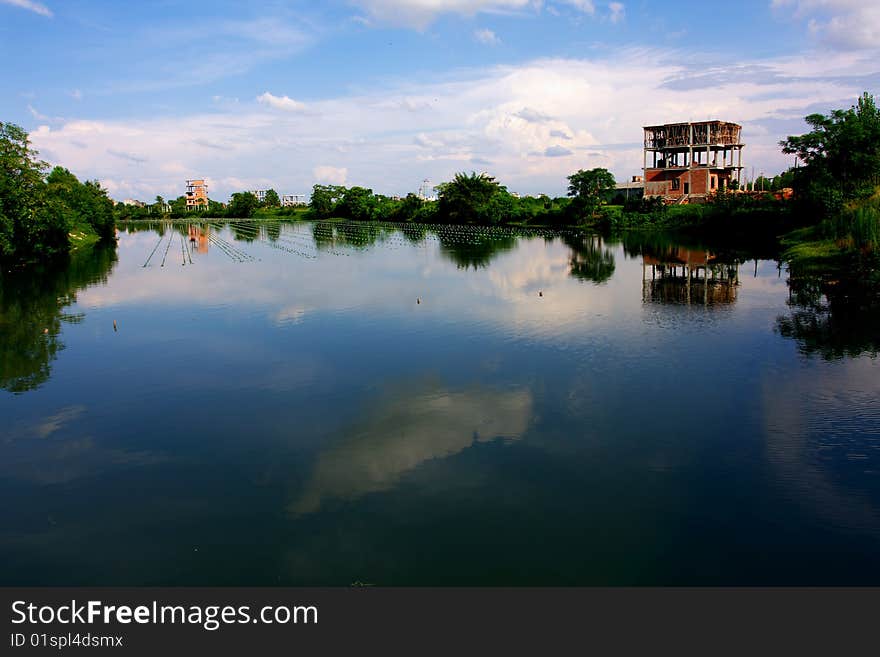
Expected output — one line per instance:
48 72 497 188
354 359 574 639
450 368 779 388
780 226 847 272
252 206 310 220
67 222 103 253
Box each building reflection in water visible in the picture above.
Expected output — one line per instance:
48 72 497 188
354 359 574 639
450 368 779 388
188 224 209 254
641 248 740 306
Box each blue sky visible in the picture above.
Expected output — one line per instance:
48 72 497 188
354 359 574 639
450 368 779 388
2 0 878 200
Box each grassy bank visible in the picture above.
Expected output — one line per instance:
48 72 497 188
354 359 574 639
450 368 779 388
780 193 879 271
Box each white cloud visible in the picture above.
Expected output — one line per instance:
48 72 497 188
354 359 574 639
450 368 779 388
474 27 501 45
27 104 49 121
257 92 308 113
544 145 574 157
103 19 313 95
313 166 348 185
351 0 597 28
352 0 533 28
0 0 52 18
771 0 880 50
27 48 879 201
608 2 625 24
564 0 595 13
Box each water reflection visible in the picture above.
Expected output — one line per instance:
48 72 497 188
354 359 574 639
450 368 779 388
777 265 880 359
0 244 117 393
4 219 880 585
763 357 880 536
640 249 740 306
562 234 615 284
291 382 532 514
312 221 390 251
437 232 519 270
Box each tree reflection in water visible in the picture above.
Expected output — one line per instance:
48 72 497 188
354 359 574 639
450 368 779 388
777 258 880 360
561 234 616 284
436 232 518 270
0 244 117 393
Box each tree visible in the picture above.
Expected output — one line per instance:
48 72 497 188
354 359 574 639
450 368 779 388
781 91 880 213
0 122 53 259
169 195 188 216
337 186 377 220
309 184 346 218
566 168 616 220
394 193 424 222
436 171 510 224
227 192 259 218
263 189 280 208
154 195 166 214
45 167 115 240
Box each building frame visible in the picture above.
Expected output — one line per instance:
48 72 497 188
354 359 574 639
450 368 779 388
643 121 743 202
186 179 209 210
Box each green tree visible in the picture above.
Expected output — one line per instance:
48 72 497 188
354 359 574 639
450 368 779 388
0 122 56 260
45 167 115 240
338 186 377 220
309 184 346 218
566 168 616 220
394 193 424 222
781 92 880 213
263 189 280 208
169 196 187 216
227 192 259 218
436 171 511 224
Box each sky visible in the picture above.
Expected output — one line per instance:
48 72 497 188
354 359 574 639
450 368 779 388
1 0 878 201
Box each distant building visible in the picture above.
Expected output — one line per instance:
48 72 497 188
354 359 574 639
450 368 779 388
249 190 267 204
186 179 209 210
122 199 146 208
643 121 744 202
282 194 307 206
612 176 645 202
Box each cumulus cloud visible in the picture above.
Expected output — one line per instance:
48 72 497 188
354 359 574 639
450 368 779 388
772 0 880 50
313 165 348 185
257 92 308 112
544 145 574 157
514 107 555 123
474 28 502 45
0 0 52 17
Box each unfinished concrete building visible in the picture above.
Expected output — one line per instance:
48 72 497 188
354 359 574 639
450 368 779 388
185 179 209 210
643 121 743 202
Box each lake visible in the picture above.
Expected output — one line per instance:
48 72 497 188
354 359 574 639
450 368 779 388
1 219 879 585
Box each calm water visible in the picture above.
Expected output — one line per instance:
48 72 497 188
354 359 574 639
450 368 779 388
2 220 879 585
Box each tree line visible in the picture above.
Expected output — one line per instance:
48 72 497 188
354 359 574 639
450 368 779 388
306 168 617 226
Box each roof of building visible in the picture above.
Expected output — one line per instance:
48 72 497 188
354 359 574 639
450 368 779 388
642 120 741 130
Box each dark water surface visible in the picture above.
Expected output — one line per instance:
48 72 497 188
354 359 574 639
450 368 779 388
2 220 879 585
